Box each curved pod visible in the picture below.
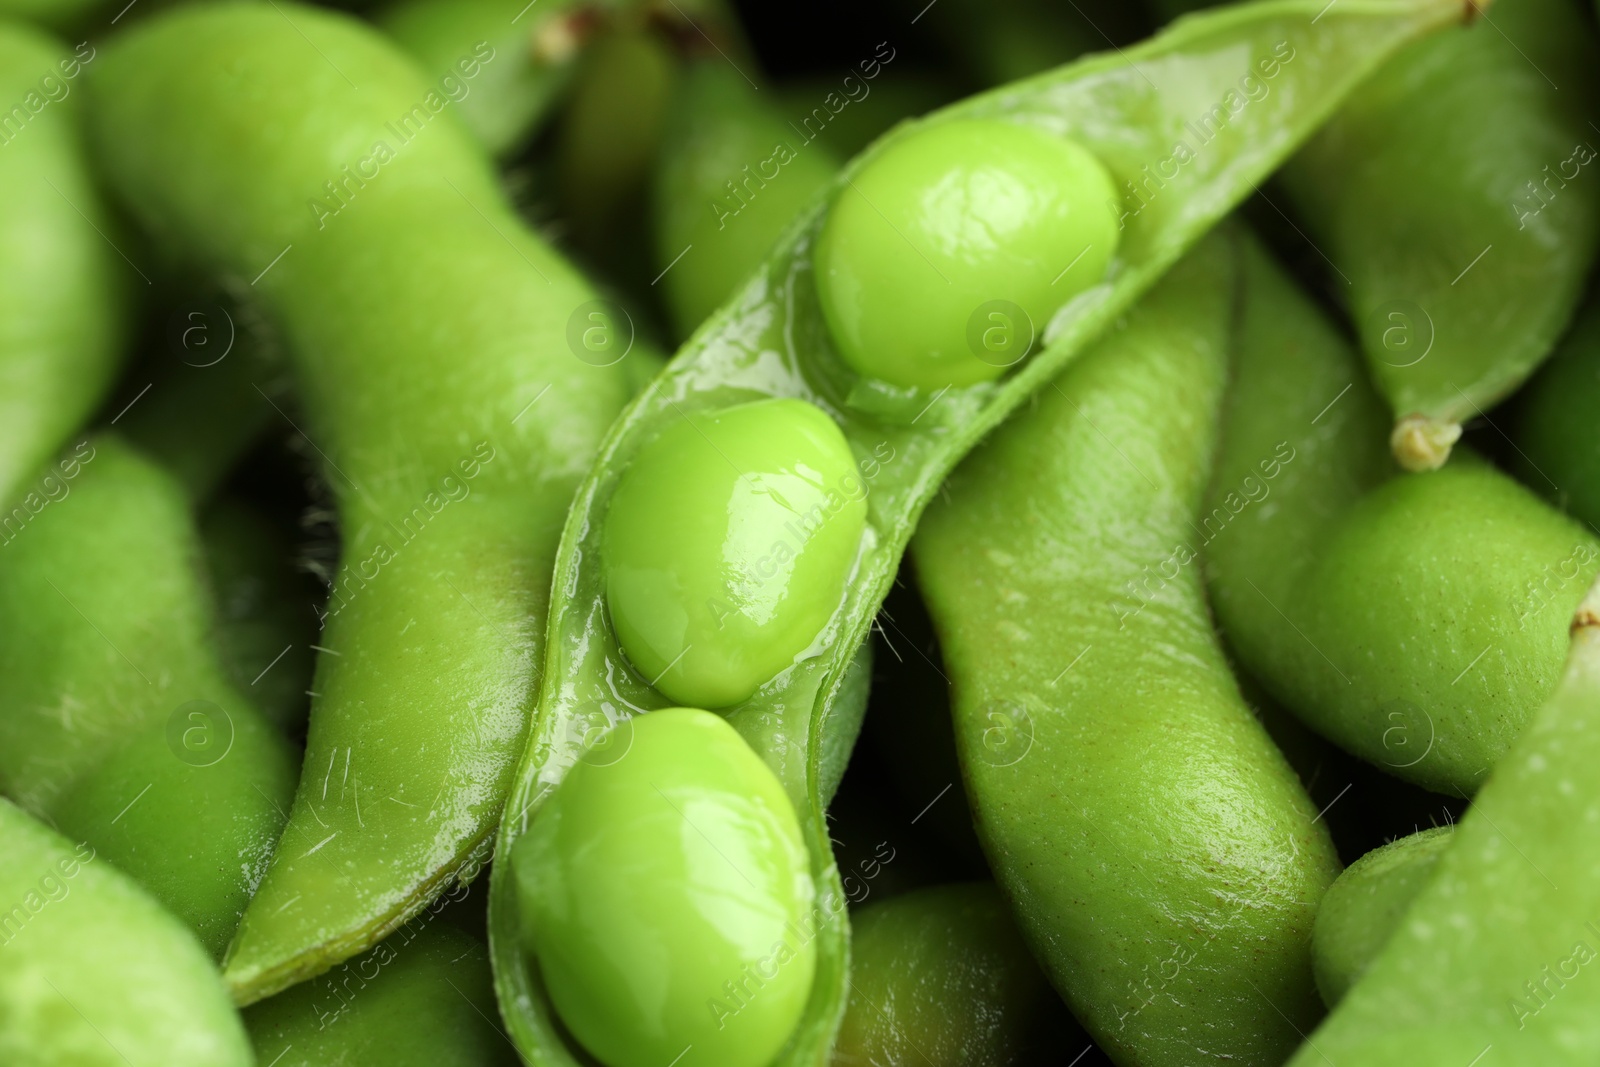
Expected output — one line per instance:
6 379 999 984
485 4 1490 1062
1206 232 1600 795
89 2 639 1001
914 232 1340 1066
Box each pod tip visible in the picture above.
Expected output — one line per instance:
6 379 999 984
1390 414 1461 472
1573 577 1600 638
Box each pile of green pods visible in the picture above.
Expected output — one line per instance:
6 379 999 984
4 0 1600 1064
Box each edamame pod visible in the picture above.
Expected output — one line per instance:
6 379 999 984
653 60 841 340
1279 0 1600 470
487 5 1487 1061
1312 826 1452 1007
1289 580 1600 1064
553 22 679 290
1512 287 1600 529
91 2 639 1000
1205 233 1600 794
378 0 588 158
245 918 517 1066
834 882 1071 1067
0 435 298 959
914 233 1339 1066
0 798 252 1066
0 22 127 508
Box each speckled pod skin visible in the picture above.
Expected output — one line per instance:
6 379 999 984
87 1 634 1002
1206 233 1600 795
914 233 1340 1067
1291 580 1600 1063
1281 0 1600 469
1312 826 1453 1007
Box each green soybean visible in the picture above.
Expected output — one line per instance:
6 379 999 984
834 882 1069 1067
245 919 517 1067
1289 581 1600 1064
1279 0 1600 470
1513 287 1600 529
0 435 297 959
814 117 1119 391
90 2 635 1001
914 232 1339 1066
1206 230 1600 795
1313 826 1453 1008
487 6 1485 1061
602 397 868 710
0 797 251 1067
512 708 816 1067
378 0 585 159
653 60 841 340
0 23 126 508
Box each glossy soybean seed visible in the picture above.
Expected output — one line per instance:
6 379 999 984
511 708 816 1067
1312 826 1453 1008
814 117 1119 391
602 397 867 708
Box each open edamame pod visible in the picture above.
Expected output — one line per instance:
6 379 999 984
0 797 251 1067
914 232 1339 1066
1278 0 1600 470
90 2 641 1001
1312 826 1453 1008
0 435 298 959
835 882 1071 1066
487 4 1487 1062
244 918 517 1067
1289 579 1600 1064
1206 232 1600 795
0 22 127 509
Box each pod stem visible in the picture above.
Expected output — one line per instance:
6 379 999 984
1390 413 1461 472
